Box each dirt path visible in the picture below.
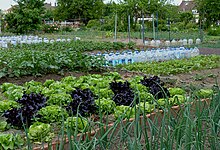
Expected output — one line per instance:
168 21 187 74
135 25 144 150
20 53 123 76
199 48 220 55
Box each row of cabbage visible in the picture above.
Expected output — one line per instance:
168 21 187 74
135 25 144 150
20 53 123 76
0 72 214 149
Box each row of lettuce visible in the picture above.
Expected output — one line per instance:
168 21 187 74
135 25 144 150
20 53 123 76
0 40 220 78
0 72 214 149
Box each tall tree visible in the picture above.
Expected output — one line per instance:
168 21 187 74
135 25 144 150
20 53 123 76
196 0 220 28
5 0 45 34
56 0 104 24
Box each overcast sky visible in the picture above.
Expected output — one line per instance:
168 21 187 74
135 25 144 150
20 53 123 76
0 0 182 11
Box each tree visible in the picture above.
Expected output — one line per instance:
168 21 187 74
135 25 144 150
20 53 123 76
179 12 193 25
5 0 45 34
55 0 104 24
196 0 220 28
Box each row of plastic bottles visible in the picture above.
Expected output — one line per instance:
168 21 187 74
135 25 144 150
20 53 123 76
144 38 201 47
0 35 81 48
93 47 200 66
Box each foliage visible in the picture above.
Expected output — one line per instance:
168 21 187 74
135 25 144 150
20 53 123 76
67 88 98 116
5 0 45 34
169 88 186 97
121 55 220 75
207 26 220 36
64 117 88 133
195 89 214 98
28 122 54 143
37 105 69 124
0 100 19 113
0 121 7 131
42 24 59 33
95 98 116 114
136 102 155 114
169 95 185 105
114 105 135 119
109 80 136 106
56 0 104 24
179 12 193 25
196 0 220 28
3 93 47 128
0 134 24 150
140 76 170 99
47 93 72 106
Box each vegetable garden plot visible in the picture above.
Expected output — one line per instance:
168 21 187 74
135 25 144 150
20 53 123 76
0 72 216 149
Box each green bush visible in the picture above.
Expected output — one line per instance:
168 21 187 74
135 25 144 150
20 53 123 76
86 19 101 30
207 26 220 36
185 22 198 29
42 24 59 33
172 22 185 31
61 26 73 32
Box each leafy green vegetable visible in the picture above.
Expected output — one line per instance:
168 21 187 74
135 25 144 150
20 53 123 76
2 85 24 101
169 95 185 105
196 89 214 98
43 79 55 88
95 98 116 114
120 55 220 75
0 100 19 113
28 122 54 143
0 134 24 150
0 121 7 131
64 117 88 133
37 105 69 123
169 88 186 97
114 105 135 119
136 102 155 114
47 93 72 106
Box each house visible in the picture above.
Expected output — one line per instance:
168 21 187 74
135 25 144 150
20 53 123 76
179 0 199 23
44 2 57 10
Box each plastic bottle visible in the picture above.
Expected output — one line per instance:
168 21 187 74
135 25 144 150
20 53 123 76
150 40 156 47
171 39 177 46
120 52 126 64
183 39 187 46
127 51 134 64
188 39 193 45
133 50 140 62
165 40 170 47
155 40 161 47
50 39 55 43
108 52 114 66
139 50 146 62
195 38 201 45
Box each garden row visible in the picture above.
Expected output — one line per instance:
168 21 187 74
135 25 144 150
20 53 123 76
0 72 214 149
119 55 220 75
0 40 219 78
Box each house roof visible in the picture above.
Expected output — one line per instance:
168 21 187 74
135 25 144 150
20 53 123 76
44 3 56 10
179 0 196 12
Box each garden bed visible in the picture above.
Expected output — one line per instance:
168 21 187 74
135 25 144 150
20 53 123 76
0 72 216 150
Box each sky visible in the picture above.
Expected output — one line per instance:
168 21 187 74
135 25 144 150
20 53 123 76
0 0 182 11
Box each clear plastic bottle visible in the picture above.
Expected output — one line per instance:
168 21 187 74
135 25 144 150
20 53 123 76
151 40 156 47
155 40 161 47
165 40 170 47
183 39 187 46
171 39 177 47
127 51 134 64
196 38 201 45
188 39 193 45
